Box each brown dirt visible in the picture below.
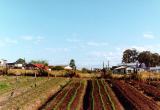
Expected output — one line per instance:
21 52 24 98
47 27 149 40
112 80 160 110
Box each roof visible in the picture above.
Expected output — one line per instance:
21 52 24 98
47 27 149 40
64 66 72 70
117 62 138 68
33 64 49 70
115 66 127 70
115 66 135 70
150 66 160 70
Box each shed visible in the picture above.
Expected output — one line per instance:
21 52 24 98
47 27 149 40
64 66 72 70
113 66 136 74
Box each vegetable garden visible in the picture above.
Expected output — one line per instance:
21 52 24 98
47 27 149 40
0 76 160 110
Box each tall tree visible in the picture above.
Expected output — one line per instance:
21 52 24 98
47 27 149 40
30 60 48 66
69 59 76 69
138 51 152 67
159 56 160 66
122 49 138 63
150 53 159 67
16 58 26 64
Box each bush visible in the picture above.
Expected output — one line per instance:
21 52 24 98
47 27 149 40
81 68 92 73
51 66 64 71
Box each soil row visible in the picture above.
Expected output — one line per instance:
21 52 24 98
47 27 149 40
42 80 86 110
84 80 123 110
112 80 159 110
128 80 160 100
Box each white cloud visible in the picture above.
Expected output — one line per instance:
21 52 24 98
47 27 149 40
143 33 155 39
0 37 18 47
131 45 160 53
87 50 122 66
21 36 44 44
4 38 18 44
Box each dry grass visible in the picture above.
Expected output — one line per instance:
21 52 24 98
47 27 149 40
110 74 125 79
136 71 160 81
6 69 102 78
7 69 38 76
48 70 68 77
110 71 160 81
76 71 101 78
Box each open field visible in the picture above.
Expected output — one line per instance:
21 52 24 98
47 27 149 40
0 76 160 110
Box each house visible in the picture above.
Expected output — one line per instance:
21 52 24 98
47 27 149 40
150 66 160 73
25 63 37 70
7 62 25 69
64 66 72 70
7 63 16 69
25 63 49 71
0 59 7 67
117 62 139 68
113 66 136 74
113 62 140 74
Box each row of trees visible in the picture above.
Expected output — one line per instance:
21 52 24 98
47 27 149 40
15 58 49 66
122 49 160 67
15 58 76 68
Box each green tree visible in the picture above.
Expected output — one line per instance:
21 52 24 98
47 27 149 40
159 56 160 66
151 53 159 67
30 60 48 66
69 59 76 69
138 51 152 67
16 58 26 64
51 66 64 70
122 49 138 63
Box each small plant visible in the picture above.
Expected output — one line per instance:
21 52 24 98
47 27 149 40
0 83 8 90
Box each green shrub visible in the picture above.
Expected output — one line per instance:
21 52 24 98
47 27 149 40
51 66 64 71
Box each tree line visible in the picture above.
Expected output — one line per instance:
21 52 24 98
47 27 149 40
122 49 160 67
15 58 49 66
15 58 76 69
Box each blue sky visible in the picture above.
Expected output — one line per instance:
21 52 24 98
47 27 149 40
0 0 160 68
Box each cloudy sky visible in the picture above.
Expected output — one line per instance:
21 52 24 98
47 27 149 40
0 0 160 68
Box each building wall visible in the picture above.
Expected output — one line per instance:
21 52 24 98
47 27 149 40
0 60 7 67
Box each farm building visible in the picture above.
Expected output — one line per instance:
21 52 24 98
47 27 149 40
114 62 138 74
7 63 16 69
113 62 149 74
150 66 160 73
7 62 25 69
25 63 50 71
113 66 136 74
117 62 139 68
64 66 72 70
0 59 7 67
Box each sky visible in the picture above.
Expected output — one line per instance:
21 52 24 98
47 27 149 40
0 0 160 68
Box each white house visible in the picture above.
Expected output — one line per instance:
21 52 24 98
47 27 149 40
150 66 160 73
64 66 72 70
0 59 7 67
113 66 136 74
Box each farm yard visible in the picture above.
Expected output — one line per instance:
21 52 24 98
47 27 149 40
0 75 160 110
1 0 160 109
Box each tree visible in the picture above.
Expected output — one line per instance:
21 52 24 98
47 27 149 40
159 56 160 66
16 58 26 64
30 60 48 66
151 53 159 67
69 59 76 69
51 66 64 70
138 51 152 67
122 48 160 67
122 49 138 63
